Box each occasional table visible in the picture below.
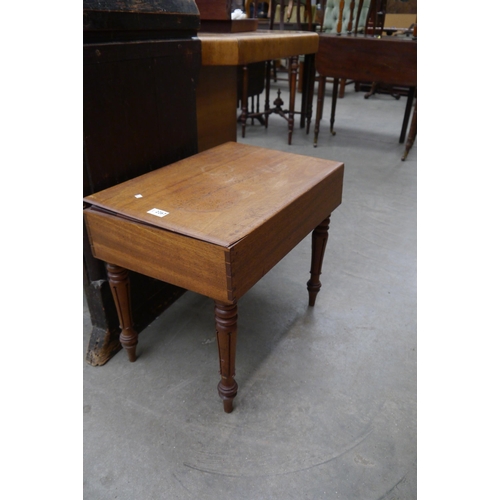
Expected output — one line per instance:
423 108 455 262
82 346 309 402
313 34 417 160
84 142 344 412
196 30 319 151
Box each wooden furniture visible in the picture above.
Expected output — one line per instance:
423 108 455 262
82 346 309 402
313 34 417 159
83 142 344 413
83 0 201 366
316 0 373 99
196 0 259 32
248 1 316 144
196 30 319 151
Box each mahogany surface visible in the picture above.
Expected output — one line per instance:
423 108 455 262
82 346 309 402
84 142 344 412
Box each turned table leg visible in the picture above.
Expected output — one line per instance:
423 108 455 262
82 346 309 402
307 216 331 306
330 78 339 136
106 263 138 362
313 74 327 147
214 301 238 413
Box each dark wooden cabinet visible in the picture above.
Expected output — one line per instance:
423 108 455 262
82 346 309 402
83 0 202 365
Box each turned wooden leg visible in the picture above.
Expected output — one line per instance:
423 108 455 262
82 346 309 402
307 216 331 306
215 301 238 413
106 263 138 362
313 75 326 147
330 78 339 136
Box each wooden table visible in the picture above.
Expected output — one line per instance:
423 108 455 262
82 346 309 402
83 142 344 413
313 35 417 159
196 30 319 151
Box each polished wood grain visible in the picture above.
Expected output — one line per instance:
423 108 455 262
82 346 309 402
84 142 344 411
198 30 318 66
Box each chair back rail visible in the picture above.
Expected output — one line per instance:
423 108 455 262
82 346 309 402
320 0 374 35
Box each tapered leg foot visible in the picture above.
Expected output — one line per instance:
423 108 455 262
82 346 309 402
106 263 138 362
307 216 331 306
215 301 238 413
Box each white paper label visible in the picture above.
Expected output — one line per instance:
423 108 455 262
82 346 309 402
147 208 169 217
135 194 143 198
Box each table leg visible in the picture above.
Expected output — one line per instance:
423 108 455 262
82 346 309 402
330 78 339 136
241 65 249 138
288 55 298 145
313 74 326 147
401 100 417 161
400 86 416 144
301 53 315 134
106 263 138 362
307 216 331 306
215 301 238 413
265 59 271 129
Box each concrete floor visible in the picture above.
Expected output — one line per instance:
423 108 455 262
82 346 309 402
83 79 417 499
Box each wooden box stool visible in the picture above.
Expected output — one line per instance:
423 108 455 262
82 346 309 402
83 142 344 413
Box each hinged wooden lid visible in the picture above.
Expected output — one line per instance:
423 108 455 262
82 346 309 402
83 142 344 248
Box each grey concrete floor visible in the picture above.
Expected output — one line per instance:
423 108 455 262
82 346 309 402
83 79 417 499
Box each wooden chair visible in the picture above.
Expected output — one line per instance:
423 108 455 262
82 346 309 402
318 0 373 98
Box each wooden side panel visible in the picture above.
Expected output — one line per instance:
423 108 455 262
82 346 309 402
84 210 230 302
316 36 416 87
84 40 201 195
228 164 344 300
196 66 238 152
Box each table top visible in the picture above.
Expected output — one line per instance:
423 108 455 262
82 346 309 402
197 30 319 66
84 142 343 248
